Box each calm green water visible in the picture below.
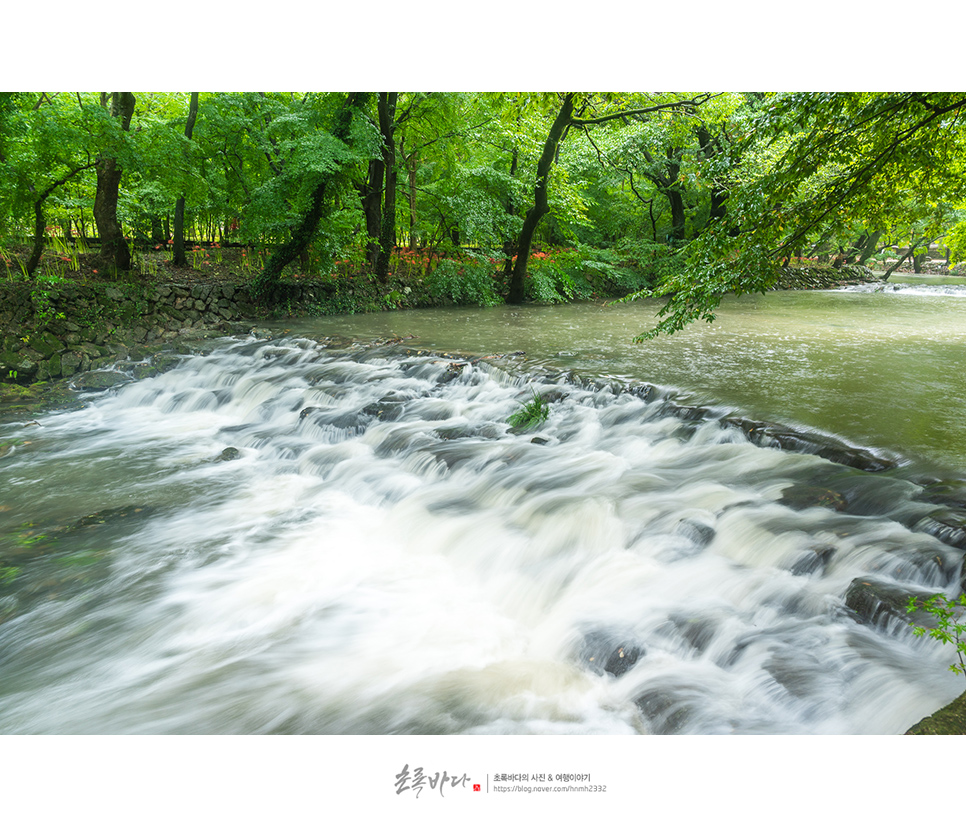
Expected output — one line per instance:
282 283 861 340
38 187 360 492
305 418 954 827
282 281 966 472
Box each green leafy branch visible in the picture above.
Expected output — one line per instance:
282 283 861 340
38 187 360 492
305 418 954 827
907 592 966 676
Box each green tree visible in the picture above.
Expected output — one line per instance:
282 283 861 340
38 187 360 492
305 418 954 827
93 92 136 270
0 93 98 274
639 92 966 338
250 92 373 299
505 92 715 303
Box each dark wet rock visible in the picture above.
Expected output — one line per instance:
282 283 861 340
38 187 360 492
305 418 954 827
530 436 550 445
70 370 130 391
434 426 479 441
328 411 372 431
299 406 326 420
538 388 569 404
821 472 923 520
604 644 642 676
215 447 241 462
843 577 935 629
633 687 695 734
149 354 184 374
789 545 836 576
131 365 160 380
578 630 645 677
723 416 897 472
65 505 152 530
913 509 966 548
918 479 966 510
298 407 370 433
779 485 847 512
664 402 717 423
435 361 468 385
674 519 715 548
668 615 718 653
626 383 658 403
361 400 405 422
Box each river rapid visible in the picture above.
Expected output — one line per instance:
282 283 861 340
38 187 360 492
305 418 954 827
1 280 965 734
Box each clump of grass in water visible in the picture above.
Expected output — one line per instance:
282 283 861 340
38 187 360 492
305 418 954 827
508 388 550 431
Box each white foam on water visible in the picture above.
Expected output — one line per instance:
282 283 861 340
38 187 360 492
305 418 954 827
0 338 962 733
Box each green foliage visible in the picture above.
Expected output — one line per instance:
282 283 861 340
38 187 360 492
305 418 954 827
426 255 502 307
635 92 966 338
508 389 550 430
907 592 966 676
526 252 588 303
30 278 68 325
945 218 966 265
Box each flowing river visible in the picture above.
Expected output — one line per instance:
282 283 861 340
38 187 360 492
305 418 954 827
2 278 965 734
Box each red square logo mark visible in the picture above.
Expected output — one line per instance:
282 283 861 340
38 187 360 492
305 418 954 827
473 784 481 792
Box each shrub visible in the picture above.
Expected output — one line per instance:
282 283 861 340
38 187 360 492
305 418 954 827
427 256 502 307
907 592 966 675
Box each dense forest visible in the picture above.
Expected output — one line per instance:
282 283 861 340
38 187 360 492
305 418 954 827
2 92 965 336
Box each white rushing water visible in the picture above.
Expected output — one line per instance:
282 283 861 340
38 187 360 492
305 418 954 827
1 335 963 733
838 282 966 297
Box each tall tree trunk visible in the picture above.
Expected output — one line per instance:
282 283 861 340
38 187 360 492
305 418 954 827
173 92 200 267
94 92 136 271
400 137 418 248
663 149 687 243
150 215 165 244
360 157 384 269
882 236 930 281
856 230 883 265
501 147 519 286
252 93 367 300
27 198 48 275
375 92 398 282
508 94 575 303
696 126 728 228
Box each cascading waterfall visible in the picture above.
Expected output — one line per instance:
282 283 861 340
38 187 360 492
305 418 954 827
0 335 963 734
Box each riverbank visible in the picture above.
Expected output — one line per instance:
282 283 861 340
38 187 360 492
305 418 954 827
0 257 878 392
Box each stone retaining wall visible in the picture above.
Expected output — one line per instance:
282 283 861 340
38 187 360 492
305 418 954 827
0 281 260 384
0 266 882 385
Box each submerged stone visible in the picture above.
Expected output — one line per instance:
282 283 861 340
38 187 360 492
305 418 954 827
723 416 897 472
913 509 966 548
578 630 646 677
843 577 934 629
71 370 130 391
779 485 847 511
789 545 836 576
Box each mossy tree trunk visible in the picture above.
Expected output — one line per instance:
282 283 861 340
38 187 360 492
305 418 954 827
93 92 136 271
